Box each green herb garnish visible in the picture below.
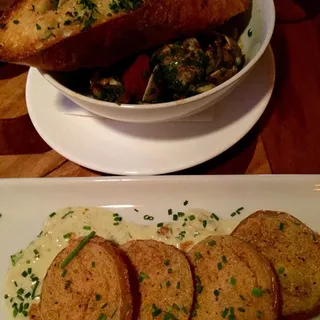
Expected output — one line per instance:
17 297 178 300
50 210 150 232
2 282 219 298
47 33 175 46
229 276 236 286
280 222 284 231
210 213 219 221
61 231 96 268
251 287 263 297
195 252 202 260
49 212 56 217
138 272 149 282
213 289 219 296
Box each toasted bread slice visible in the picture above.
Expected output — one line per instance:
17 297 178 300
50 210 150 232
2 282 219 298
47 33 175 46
31 235 132 320
0 0 249 70
232 210 320 319
121 239 193 320
187 235 279 320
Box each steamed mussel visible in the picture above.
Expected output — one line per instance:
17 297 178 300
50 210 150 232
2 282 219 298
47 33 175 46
89 32 244 104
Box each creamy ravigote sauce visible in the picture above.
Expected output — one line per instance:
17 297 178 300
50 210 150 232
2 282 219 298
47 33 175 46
4 206 240 319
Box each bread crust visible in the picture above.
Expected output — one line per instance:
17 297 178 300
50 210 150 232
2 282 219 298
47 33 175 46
121 239 194 320
0 0 249 70
232 210 320 319
187 235 280 320
32 235 132 320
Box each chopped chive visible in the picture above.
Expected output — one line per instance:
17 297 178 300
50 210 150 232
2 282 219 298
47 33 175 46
138 272 149 283
164 260 169 266
222 255 227 263
251 287 263 297
202 220 207 228
17 295 24 301
13 20 19 24
4 294 8 299
231 212 236 217
113 222 119 226
279 222 284 230
230 307 234 314
168 268 172 273
22 271 28 277
168 209 173 215
221 308 229 318
257 310 262 318
195 252 202 260
213 289 219 296
278 267 285 274
188 215 195 221
61 210 73 219
208 240 216 247
236 207 244 213
157 223 164 227
176 282 180 289
24 292 31 299
173 303 180 310
17 288 24 295
248 28 253 37
210 213 219 221
24 303 29 309
49 212 56 217
65 280 72 289
229 276 236 286
173 214 178 221
63 233 71 239
96 294 101 301
165 280 171 287
92 261 95 268
114 216 122 222
183 200 188 206
178 212 185 217
182 306 187 314
61 269 67 277
98 314 107 320
83 226 91 230
101 303 108 309
313 233 317 241
14 281 18 287
152 308 162 317
31 281 39 299
113 213 118 217
144 215 154 221
28 267 32 274
238 307 245 312
134 208 139 212
217 262 223 270
61 231 96 269
33 249 39 255
182 222 187 227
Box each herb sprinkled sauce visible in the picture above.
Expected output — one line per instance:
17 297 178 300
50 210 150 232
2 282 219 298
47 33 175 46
4 207 238 319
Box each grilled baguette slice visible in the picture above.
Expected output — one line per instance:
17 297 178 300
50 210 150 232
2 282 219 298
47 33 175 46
0 0 249 70
30 235 132 320
187 235 279 320
121 239 193 320
232 210 320 319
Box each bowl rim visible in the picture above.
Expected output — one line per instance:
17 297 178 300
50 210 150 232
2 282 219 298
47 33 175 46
40 0 275 111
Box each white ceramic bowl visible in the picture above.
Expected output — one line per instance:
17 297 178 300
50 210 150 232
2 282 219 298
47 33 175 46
40 0 275 123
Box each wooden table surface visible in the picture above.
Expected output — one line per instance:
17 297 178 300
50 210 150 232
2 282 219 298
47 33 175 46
0 0 319 178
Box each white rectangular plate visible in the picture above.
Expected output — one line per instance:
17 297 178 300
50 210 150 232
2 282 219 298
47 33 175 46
1 175 320 319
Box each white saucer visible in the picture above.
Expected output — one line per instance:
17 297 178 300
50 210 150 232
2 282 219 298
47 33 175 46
26 46 275 175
